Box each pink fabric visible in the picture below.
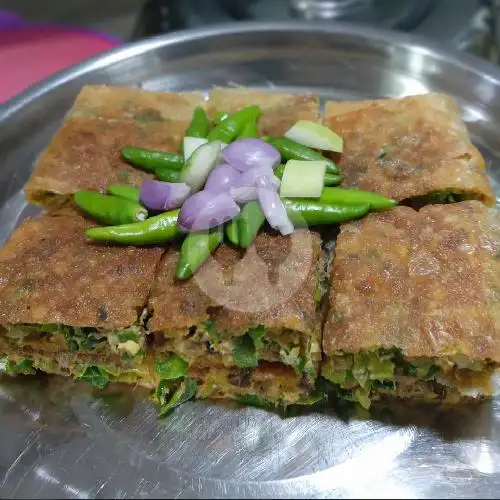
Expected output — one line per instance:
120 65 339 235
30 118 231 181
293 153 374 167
0 27 120 103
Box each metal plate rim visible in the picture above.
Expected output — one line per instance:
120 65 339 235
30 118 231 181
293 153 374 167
3 20 500 122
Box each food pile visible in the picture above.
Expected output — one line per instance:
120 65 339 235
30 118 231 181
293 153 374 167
1 86 498 417
75 104 396 279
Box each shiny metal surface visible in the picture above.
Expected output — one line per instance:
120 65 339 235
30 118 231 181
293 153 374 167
289 0 372 20
213 0 433 31
1 22 500 498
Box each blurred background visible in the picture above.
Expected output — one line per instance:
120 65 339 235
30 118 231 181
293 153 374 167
0 0 498 103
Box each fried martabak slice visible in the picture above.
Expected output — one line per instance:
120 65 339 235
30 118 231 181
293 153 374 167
323 93 495 205
0 213 163 375
148 231 324 402
322 201 500 407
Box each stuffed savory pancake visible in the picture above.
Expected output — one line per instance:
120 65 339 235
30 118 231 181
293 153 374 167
322 201 500 408
323 93 495 205
148 230 325 405
0 213 163 388
208 88 320 136
24 86 206 210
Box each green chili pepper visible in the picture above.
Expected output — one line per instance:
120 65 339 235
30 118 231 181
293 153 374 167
263 136 340 174
281 199 370 226
238 201 266 248
274 164 343 186
176 227 224 280
237 120 259 139
324 174 344 186
121 147 184 172
274 164 285 179
85 209 182 245
74 191 148 225
185 106 210 138
107 185 140 203
180 106 210 155
154 166 182 183
225 216 240 246
207 105 261 143
320 187 397 211
213 111 229 125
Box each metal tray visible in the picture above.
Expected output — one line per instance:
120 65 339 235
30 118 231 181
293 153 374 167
1 22 500 499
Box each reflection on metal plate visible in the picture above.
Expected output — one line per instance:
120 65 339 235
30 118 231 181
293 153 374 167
1 22 500 498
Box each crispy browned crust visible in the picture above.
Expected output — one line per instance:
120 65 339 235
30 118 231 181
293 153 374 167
23 117 181 208
148 230 322 338
323 201 500 361
24 85 206 209
324 93 495 204
208 88 320 136
68 85 207 134
323 94 460 118
0 213 163 329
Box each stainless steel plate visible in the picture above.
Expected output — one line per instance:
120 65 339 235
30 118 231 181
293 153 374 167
1 22 500 499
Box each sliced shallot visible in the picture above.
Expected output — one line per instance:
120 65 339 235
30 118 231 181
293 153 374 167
140 180 190 211
204 163 241 193
222 138 280 172
257 188 294 236
178 190 240 232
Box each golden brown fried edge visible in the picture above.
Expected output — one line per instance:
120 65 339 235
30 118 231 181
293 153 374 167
68 85 207 129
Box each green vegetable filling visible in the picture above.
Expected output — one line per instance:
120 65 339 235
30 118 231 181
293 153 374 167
203 320 221 342
232 334 259 368
0 357 35 375
231 325 286 369
65 327 107 352
154 353 197 417
406 363 440 380
230 326 269 368
236 394 272 409
279 346 301 369
230 325 316 380
156 377 198 418
247 326 267 350
156 354 189 380
108 326 145 359
432 191 463 203
236 382 327 410
79 365 111 389
322 349 441 409
3 323 106 351
405 190 481 209
3 323 146 359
